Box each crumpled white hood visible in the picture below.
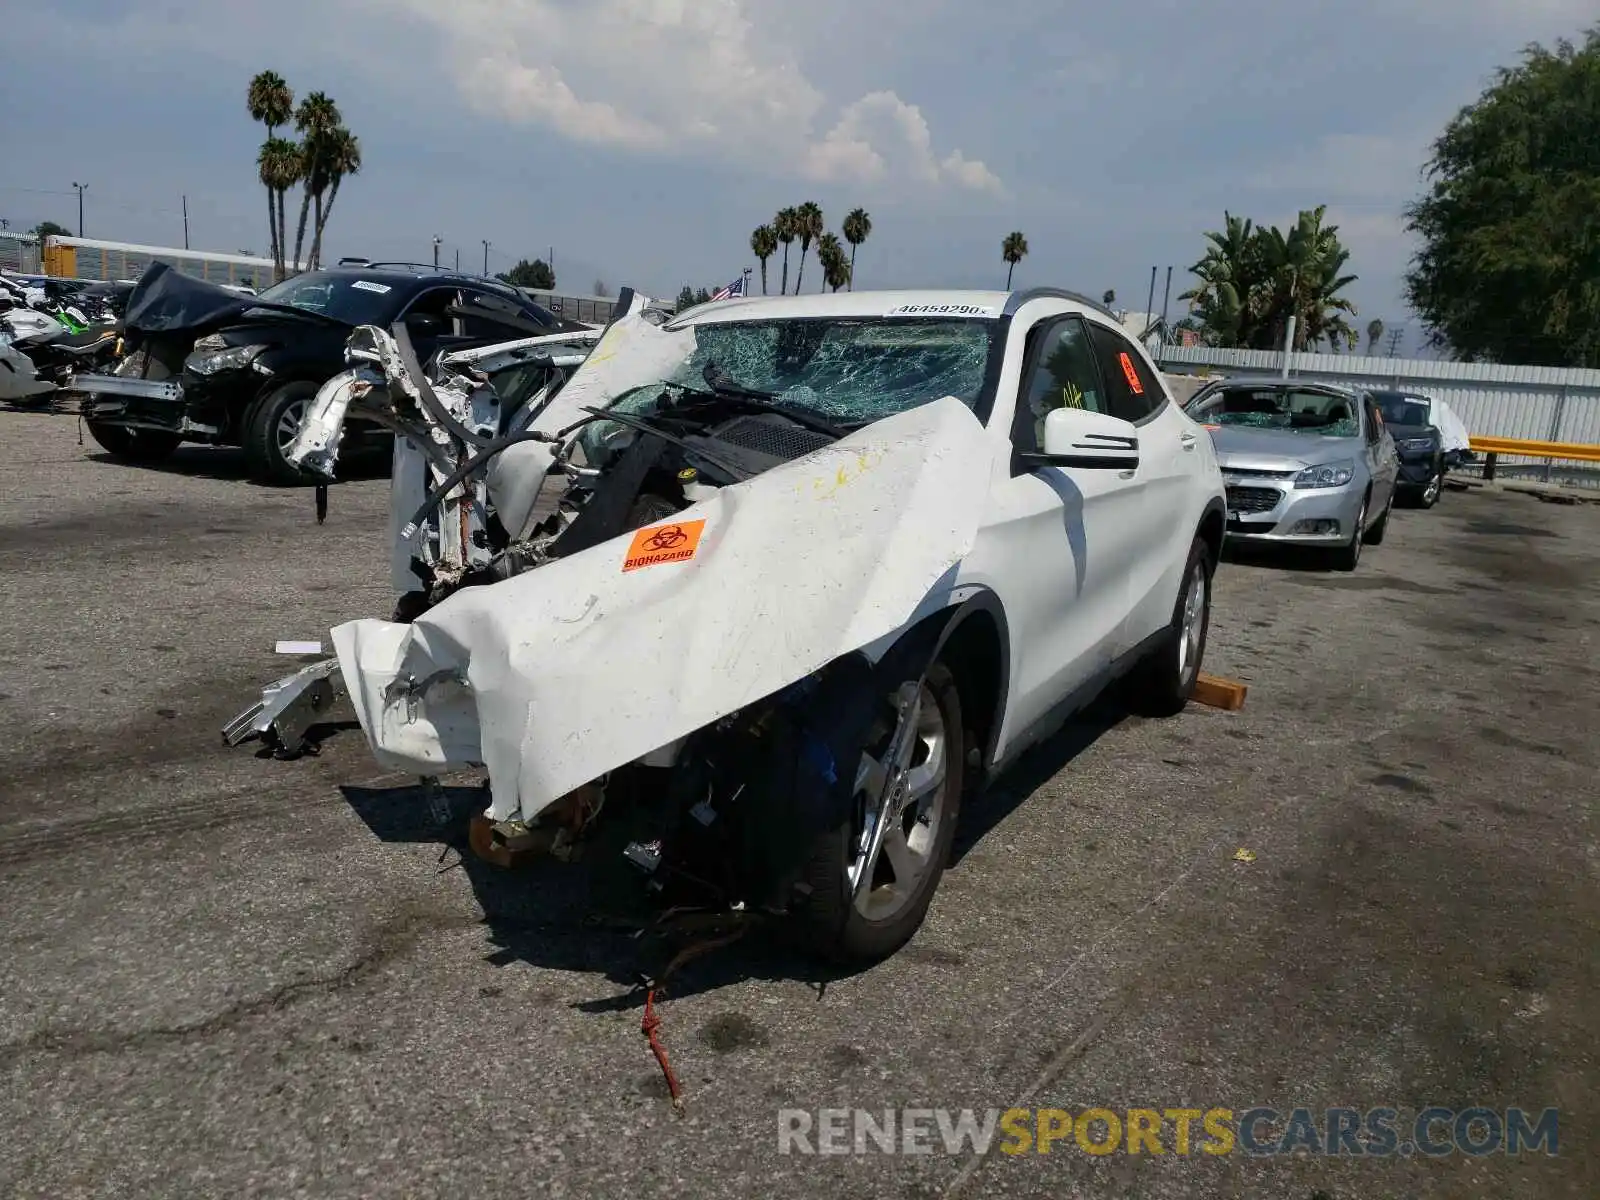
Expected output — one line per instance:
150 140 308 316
331 396 994 823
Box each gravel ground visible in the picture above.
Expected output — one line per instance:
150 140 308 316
1 409 1596 1199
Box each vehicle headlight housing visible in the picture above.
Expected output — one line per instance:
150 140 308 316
1293 460 1355 489
187 343 269 375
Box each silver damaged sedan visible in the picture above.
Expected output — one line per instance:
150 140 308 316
1184 379 1398 571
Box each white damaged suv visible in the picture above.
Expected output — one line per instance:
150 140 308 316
259 287 1227 962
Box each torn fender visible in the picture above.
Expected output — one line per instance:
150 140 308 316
331 396 995 824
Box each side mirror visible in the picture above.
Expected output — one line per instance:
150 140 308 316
1020 407 1140 470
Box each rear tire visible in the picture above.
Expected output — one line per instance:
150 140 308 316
1128 536 1213 717
85 421 182 463
791 659 965 964
244 380 320 486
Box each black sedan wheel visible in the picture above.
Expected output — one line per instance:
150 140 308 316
243 381 320 486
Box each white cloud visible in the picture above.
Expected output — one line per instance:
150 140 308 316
803 92 1004 193
391 0 1002 193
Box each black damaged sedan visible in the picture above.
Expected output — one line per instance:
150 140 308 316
1370 389 1451 509
76 262 581 484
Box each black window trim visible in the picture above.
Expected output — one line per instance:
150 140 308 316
1082 316 1170 428
1007 312 1110 474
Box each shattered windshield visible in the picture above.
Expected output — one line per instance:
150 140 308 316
605 317 999 426
1189 386 1359 437
250 273 404 325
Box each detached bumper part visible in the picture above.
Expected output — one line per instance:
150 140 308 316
222 657 345 756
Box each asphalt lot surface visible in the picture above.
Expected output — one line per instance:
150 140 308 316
2 408 1596 1199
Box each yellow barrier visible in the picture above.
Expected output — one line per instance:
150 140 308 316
1468 436 1600 481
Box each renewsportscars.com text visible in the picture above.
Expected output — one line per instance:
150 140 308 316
777 1106 1559 1158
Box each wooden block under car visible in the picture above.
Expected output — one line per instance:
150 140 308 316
1191 673 1248 711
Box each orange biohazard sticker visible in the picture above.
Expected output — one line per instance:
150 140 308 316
1118 351 1144 395
623 519 706 572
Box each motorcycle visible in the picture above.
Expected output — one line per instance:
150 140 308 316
0 279 123 407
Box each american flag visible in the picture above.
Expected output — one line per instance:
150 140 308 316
709 273 748 302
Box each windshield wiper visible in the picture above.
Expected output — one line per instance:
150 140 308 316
576 405 755 482
668 361 850 439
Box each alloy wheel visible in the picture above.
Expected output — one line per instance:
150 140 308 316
848 679 950 923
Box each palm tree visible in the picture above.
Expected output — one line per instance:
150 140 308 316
1002 231 1028 288
774 208 798 294
820 237 852 292
290 91 341 273
793 202 824 294
815 233 844 291
1366 318 1384 354
750 225 778 294
841 208 871 291
307 126 361 269
257 138 302 284
1179 207 1358 350
1178 212 1259 347
247 71 294 278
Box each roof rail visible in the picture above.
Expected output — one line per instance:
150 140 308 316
1002 286 1118 320
357 261 458 274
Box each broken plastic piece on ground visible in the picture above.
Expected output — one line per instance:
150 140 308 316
275 640 325 655
221 656 344 754
1191 673 1248 710
1233 847 1257 863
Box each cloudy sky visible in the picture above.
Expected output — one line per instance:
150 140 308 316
2 1 1592 350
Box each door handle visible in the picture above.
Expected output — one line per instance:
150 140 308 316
1180 432 1197 449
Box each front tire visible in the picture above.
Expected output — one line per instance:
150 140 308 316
244 380 320 486
85 421 182 463
86 352 183 464
1329 493 1368 572
791 659 965 963
1363 488 1393 545
1417 461 1443 509
1128 536 1213 717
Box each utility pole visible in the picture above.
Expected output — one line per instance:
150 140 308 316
71 182 87 236
182 195 189 249
1143 266 1157 337
454 248 460 271
1159 265 1173 337
482 239 490 275
432 235 442 268
1385 326 1404 357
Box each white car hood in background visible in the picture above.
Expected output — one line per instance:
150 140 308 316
1431 398 1472 454
332 396 994 824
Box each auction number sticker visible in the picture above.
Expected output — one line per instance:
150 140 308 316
885 303 999 318
350 280 392 294
623 519 706 572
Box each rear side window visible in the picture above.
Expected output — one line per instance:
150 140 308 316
1086 323 1164 423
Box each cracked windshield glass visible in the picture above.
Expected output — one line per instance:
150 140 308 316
599 317 997 431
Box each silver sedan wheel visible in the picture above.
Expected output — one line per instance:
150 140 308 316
1423 471 1442 505
848 679 950 923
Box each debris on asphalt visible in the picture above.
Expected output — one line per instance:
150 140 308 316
1232 847 1257 863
